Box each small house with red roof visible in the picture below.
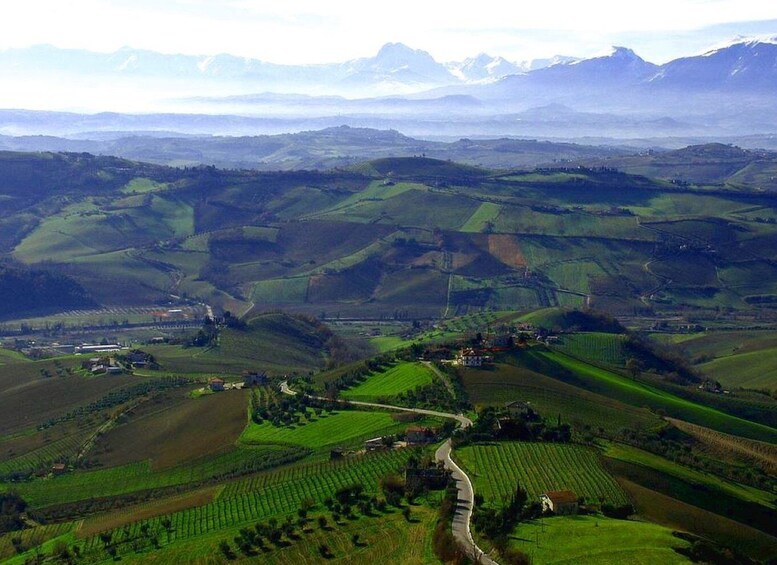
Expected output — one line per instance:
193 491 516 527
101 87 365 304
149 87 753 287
540 490 579 515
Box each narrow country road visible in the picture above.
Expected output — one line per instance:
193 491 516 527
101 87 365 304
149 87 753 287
280 381 497 564
421 360 456 397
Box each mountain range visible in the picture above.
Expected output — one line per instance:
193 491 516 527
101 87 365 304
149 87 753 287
2 36 777 139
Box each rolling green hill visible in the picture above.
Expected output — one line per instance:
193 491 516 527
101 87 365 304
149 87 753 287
4 152 777 319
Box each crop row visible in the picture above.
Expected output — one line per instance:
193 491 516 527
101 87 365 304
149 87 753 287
0 430 91 477
17 445 308 507
458 442 628 507
80 449 415 551
0 521 75 561
555 333 627 367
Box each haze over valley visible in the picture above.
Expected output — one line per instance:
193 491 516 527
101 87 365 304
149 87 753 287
1 3 777 565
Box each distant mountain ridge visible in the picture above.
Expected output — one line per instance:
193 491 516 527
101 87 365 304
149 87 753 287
2 36 777 139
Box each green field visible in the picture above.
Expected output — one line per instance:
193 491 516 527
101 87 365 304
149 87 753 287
603 443 775 509
700 348 777 391
510 515 691 565
341 362 435 401
461 202 502 232
553 332 628 367
146 312 330 376
457 441 629 507
534 350 777 443
239 409 437 450
12 445 306 507
72 449 417 562
114 504 439 565
461 362 661 434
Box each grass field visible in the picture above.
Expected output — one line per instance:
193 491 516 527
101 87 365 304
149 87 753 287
461 202 502 232
533 350 777 443
619 478 777 561
461 363 660 434
457 441 629 507
603 442 776 509
239 409 438 450
341 362 435 401
146 312 329 376
510 515 691 565
700 349 777 390
251 276 310 304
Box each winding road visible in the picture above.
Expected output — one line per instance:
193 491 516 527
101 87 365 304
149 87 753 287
279 381 497 564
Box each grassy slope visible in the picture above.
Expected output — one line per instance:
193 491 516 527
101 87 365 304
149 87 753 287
341 362 435 401
700 349 777 390
239 410 438 449
461 362 660 434
146 312 329 376
13 445 302 507
536 350 777 443
91 389 249 470
511 515 691 565
603 443 775 508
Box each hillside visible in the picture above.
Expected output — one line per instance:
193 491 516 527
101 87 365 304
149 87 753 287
3 152 777 323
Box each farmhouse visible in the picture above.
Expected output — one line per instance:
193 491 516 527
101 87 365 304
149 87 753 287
405 426 437 444
243 371 269 387
209 377 225 392
505 400 532 417
540 490 579 515
457 347 483 367
125 351 149 368
51 463 67 475
364 437 385 450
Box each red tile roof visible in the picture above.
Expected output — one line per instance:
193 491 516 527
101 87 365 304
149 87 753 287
544 490 578 504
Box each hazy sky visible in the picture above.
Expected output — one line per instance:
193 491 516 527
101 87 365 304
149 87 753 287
2 0 776 64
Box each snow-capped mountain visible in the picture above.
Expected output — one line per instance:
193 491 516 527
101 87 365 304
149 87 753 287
526 55 581 71
1 36 776 138
649 36 777 91
447 53 525 82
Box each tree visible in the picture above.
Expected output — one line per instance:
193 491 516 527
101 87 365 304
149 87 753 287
351 533 361 546
626 358 641 379
317 516 328 530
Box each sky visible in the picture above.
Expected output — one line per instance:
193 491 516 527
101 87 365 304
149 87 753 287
1 0 777 64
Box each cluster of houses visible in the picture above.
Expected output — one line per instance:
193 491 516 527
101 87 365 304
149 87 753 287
208 371 270 392
453 325 549 367
364 426 438 451
80 349 157 375
82 356 123 375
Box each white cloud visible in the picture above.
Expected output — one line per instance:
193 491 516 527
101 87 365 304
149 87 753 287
0 0 775 63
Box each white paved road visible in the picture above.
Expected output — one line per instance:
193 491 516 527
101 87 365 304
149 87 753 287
280 381 497 564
